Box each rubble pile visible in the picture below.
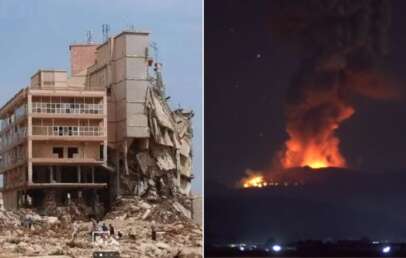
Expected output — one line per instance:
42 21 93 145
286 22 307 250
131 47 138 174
106 196 192 224
119 86 194 200
0 209 21 230
0 197 202 258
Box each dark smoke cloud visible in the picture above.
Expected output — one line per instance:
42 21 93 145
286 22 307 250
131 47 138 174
268 0 396 168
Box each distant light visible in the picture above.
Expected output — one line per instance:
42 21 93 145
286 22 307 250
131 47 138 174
272 244 282 252
239 246 245 252
382 246 391 254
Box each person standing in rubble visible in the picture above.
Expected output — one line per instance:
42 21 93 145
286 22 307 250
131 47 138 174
71 220 79 241
23 214 33 230
90 217 97 231
109 224 115 237
102 223 108 232
151 222 157 241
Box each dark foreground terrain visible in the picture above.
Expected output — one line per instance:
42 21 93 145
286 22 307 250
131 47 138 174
205 168 406 247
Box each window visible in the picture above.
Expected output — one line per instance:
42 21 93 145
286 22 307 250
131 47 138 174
100 145 104 160
53 147 64 158
67 147 78 159
53 126 58 136
72 127 78 136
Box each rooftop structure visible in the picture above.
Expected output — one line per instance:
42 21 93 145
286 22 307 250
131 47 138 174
0 30 194 214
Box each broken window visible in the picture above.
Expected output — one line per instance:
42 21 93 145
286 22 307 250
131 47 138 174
67 147 78 159
53 147 64 158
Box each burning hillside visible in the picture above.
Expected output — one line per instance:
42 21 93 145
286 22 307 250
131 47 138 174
241 167 317 189
268 0 395 170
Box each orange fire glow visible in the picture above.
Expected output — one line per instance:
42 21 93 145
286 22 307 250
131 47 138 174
281 105 354 169
282 139 346 169
242 175 267 188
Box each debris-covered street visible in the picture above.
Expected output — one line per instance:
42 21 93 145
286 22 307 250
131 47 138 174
0 196 202 258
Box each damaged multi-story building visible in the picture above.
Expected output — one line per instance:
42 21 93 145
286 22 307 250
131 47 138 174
0 30 194 214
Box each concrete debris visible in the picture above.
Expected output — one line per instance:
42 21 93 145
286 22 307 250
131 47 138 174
173 202 192 219
0 196 202 258
0 30 200 258
153 147 177 171
142 209 152 220
118 86 194 198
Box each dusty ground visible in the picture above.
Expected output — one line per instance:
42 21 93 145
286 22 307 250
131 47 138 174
0 197 202 258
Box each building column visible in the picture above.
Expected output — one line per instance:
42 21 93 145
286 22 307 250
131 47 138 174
77 166 81 183
103 94 108 166
123 140 129 175
115 146 120 196
27 93 33 185
56 167 61 182
91 166 95 183
50 166 54 183
103 142 108 164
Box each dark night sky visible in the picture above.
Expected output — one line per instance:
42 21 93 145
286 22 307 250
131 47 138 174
205 0 406 187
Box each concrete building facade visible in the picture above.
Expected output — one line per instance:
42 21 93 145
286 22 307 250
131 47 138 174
0 31 194 212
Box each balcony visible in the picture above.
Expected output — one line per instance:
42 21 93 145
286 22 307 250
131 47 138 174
32 102 103 116
0 105 28 132
0 128 27 151
32 125 104 140
0 151 27 173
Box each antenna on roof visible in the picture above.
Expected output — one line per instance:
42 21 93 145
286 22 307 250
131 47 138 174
86 30 93 44
128 24 135 32
150 42 165 95
150 41 159 62
102 24 110 41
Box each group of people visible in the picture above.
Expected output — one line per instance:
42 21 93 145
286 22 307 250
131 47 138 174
90 218 122 242
21 214 33 229
70 217 158 243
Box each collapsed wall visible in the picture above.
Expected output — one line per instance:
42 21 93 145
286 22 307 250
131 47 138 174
82 30 194 206
119 85 194 200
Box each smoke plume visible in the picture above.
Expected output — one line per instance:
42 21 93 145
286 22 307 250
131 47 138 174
270 0 393 168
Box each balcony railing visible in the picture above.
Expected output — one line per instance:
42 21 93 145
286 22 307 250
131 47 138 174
0 150 27 170
0 128 27 149
32 125 104 137
32 102 103 115
0 105 27 130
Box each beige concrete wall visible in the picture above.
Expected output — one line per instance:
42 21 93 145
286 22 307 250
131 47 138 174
31 73 41 89
192 195 203 225
113 32 150 140
69 44 98 76
32 142 102 160
96 43 110 66
30 71 68 89
113 33 126 60
3 167 26 190
88 68 108 90
86 31 152 145
3 190 17 210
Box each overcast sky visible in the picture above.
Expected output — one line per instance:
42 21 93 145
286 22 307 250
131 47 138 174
0 0 202 193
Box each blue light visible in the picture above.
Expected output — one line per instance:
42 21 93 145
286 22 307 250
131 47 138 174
239 246 245 252
382 246 391 254
272 244 282 252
